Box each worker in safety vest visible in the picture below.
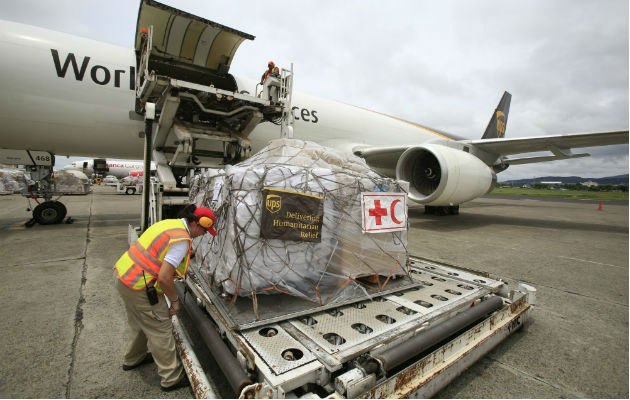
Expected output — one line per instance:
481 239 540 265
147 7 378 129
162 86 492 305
260 60 280 84
114 205 217 391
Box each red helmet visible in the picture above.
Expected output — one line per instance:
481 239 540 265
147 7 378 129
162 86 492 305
268 61 275 68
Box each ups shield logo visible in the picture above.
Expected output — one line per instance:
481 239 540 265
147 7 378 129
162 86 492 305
265 194 282 213
496 110 506 138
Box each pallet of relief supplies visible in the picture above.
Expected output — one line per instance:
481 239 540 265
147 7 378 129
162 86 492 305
188 139 412 324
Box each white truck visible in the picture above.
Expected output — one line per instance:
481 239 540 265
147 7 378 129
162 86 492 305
116 176 155 195
132 1 536 398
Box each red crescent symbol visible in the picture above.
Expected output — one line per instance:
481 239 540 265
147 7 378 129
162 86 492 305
390 199 402 224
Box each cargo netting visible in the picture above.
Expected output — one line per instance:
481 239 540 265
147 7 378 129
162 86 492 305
0 168 27 195
54 170 91 195
188 139 410 319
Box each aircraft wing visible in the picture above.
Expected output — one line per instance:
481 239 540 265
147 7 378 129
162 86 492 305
354 130 628 169
468 130 629 165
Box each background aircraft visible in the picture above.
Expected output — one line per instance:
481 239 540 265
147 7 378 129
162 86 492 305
0 1 627 222
63 159 156 178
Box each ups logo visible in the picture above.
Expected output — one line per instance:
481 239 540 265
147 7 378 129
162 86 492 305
496 110 506 138
265 194 282 214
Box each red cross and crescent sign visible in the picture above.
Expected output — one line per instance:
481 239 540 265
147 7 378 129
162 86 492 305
361 193 407 233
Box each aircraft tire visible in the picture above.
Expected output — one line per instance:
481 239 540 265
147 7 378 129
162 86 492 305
425 205 459 216
33 201 67 225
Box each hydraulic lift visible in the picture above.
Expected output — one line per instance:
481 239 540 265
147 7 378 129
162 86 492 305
134 0 294 230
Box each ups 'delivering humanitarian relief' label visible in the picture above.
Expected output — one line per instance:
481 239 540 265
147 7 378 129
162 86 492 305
261 187 323 242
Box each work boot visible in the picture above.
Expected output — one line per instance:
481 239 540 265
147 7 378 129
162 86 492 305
161 375 190 392
122 353 154 371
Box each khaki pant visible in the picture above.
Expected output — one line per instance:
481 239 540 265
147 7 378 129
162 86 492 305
115 276 184 387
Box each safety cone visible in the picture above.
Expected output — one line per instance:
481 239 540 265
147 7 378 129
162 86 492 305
598 201 603 211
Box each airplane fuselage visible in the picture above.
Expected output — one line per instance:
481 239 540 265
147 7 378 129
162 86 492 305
0 20 459 164
64 159 156 177
3 19 625 209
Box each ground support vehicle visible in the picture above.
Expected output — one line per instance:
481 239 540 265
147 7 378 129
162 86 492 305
174 256 535 398
102 175 119 186
134 0 294 231
116 181 143 195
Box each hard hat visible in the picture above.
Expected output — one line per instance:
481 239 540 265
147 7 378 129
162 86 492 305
194 207 217 236
268 61 275 67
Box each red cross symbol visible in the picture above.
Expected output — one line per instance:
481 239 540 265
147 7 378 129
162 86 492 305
369 200 388 225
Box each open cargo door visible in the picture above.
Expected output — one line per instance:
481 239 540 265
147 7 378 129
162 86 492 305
135 0 254 89
132 0 293 217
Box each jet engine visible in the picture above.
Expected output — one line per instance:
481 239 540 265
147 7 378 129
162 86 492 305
396 144 496 205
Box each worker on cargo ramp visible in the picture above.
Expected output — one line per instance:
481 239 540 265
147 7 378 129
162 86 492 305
260 60 279 84
114 205 217 391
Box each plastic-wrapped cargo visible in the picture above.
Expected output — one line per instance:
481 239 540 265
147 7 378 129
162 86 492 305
0 168 27 194
54 170 91 195
120 176 142 185
0 176 8 195
189 139 410 312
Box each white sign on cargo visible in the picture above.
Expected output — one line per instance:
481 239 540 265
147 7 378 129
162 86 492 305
361 193 407 233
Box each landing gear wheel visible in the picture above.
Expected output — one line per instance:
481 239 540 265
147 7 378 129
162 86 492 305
125 187 136 195
424 205 459 216
33 201 67 225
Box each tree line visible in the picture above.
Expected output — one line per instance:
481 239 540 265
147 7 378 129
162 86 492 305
501 183 629 192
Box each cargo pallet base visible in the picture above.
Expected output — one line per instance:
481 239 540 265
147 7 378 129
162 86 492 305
180 256 535 398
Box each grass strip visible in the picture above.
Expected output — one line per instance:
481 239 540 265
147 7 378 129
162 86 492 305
489 188 628 201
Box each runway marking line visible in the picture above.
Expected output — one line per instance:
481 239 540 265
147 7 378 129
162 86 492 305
558 255 625 270
8 222 26 230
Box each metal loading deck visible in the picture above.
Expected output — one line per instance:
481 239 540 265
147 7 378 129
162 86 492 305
185 256 505 331
181 256 535 398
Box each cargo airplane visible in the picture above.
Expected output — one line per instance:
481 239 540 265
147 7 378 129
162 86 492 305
63 159 156 178
0 1 627 224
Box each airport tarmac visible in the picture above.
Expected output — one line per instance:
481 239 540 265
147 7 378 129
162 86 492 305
0 186 627 398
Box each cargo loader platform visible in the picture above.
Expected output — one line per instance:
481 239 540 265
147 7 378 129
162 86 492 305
134 0 295 223
179 255 535 398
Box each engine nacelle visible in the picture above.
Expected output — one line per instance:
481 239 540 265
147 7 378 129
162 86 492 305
396 144 496 205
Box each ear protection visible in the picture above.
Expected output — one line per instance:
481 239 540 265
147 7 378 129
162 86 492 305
198 216 213 229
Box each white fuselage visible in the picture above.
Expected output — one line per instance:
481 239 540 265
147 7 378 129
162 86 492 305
0 20 460 161
64 159 156 178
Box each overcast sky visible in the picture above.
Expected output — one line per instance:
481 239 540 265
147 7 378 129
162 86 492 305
3 0 628 180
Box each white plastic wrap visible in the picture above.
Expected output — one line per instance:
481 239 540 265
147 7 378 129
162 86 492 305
54 170 91 194
0 168 27 194
189 139 410 310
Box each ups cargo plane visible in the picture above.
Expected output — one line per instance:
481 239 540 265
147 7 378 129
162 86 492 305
0 2 627 223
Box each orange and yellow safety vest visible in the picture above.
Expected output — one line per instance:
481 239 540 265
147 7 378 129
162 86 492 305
115 219 191 294
261 67 279 82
